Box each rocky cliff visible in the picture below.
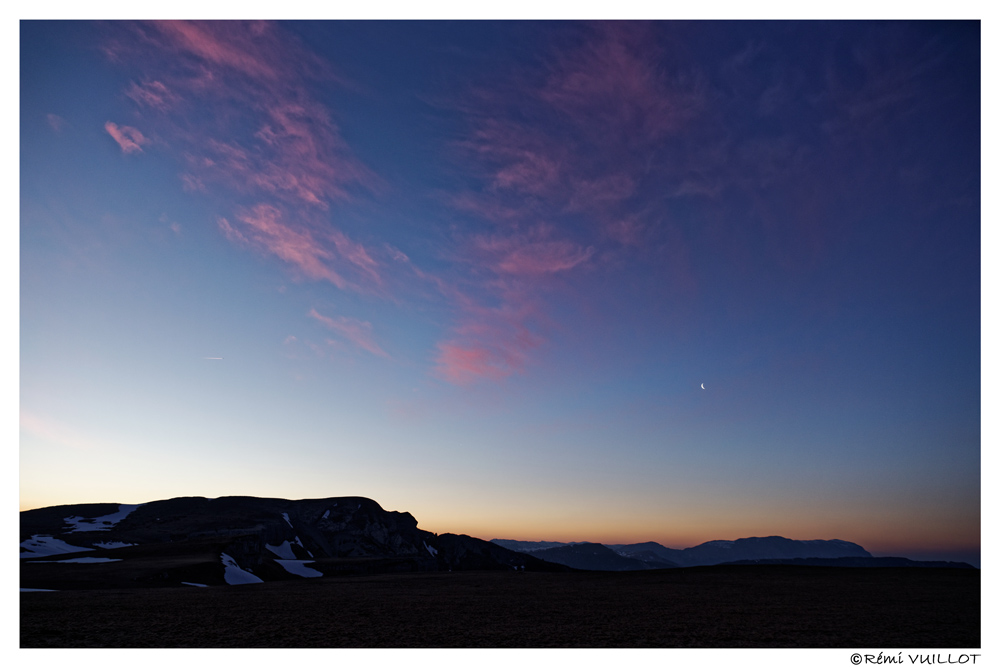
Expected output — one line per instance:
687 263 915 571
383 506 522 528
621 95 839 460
20 495 568 590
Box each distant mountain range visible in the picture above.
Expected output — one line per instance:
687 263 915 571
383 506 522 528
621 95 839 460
492 537 975 571
21 496 974 592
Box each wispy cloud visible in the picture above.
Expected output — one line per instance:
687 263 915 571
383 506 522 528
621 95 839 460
432 23 709 383
220 204 346 286
218 204 384 292
434 343 508 385
104 121 147 154
308 308 389 358
476 232 594 276
540 22 702 145
431 285 548 385
107 20 380 287
150 20 286 81
46 114 66 132
21 411 94 452
125 80 178 111
434 316 543 385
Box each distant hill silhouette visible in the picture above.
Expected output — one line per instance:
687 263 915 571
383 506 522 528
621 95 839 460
492 535 972 570
494 536 872 568
491 539 583 552
529 542 677 571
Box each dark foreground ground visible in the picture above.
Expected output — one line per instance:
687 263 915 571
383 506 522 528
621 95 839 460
20 565 979 648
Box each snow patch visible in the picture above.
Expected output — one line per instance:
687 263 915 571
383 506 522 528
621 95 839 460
64 504 141 532
94 541 135 549
265 541 297 560
221 553 263 585
424 541 438 557
281 512 293 527
275 560 323 578
181 582 208 588
27 557 122 564
21 535 94 558
322 509 330 520
267 537 313 560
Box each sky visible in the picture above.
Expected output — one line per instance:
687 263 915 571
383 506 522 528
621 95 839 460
19 19 981 565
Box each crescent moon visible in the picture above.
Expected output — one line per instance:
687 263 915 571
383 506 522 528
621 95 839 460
701 383 705 389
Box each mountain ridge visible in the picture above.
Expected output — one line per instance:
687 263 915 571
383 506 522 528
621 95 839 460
493 535 872 568
489 535 975 570
20 495 569 591
21 495 973 593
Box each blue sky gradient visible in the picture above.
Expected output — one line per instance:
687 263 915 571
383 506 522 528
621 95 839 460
20 20 980 564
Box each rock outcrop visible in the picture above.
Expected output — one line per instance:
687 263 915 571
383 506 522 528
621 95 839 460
20 495 569 590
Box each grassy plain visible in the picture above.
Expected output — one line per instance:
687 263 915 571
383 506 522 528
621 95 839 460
20 565 979 648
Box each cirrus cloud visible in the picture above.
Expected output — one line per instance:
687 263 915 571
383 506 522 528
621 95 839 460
106 21 379 281
105 121 147 154
308 308 389 359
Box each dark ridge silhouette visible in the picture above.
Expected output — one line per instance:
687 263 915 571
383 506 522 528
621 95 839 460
496 535 877 569
20 495 569 591
531 542 676 570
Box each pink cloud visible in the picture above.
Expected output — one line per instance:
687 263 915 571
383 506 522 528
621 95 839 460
220 204 348 288
434 317 543 385
425 24 717 386
450 23 706 236
151 20 281 80
158 92 372 214
462 119 565 198
540 22 702 144
125 80 178 111
179 173 206 192
47 114 66 132
493 152 561 195
216 216 248 245
448 192 526 223
329 228 381 286
124 21 372 210
308 308 389 358
385 245 409 263
20 411 95 452
215 203 392 296
434 343 508 384
603 215 643 246
478 235 594 276
447 26 699 268
432 293 546 384
566 173 636 211
105 121 147 154
106 21 383 295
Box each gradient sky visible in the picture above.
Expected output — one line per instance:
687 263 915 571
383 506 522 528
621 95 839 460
19 20 981 564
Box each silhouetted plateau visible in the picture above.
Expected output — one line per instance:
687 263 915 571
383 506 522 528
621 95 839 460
21 495 565 592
